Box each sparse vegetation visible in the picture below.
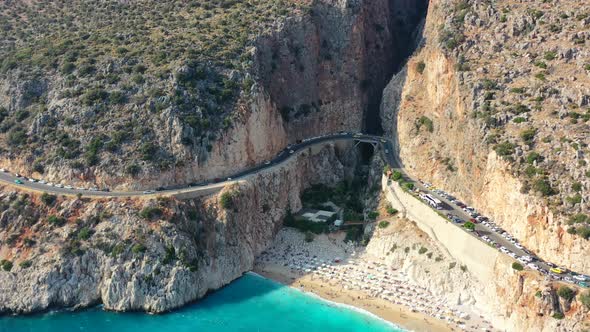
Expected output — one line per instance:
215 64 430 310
512 262 524 271
378 220 390 229
557 286 575 301
0 259 13 271
139 206 163 220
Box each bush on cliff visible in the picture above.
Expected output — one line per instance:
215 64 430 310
557 286 576 301
41 192 56 206
511 262 523 271
220 191 235 210
47 215 66 227
580 291 590 309
386 205 398 215
378 221 390 229
0 259 13 271
139 206 163 220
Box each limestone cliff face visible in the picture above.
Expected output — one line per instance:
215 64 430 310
381 0 590 276
381 177 590 331
0 0 424 191
379 0 590 329
0 144 347 314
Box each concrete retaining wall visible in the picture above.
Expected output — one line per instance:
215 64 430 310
382 175 501 285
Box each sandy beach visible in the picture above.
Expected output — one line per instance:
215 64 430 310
253 228 497 332
254 265 453 332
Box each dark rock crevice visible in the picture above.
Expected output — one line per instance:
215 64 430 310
363 0 429 135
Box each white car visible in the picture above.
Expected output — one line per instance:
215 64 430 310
65 185 73 189
265 161 271 165
56 184 64 188
0 168 5 172
28 178 35 182
47 183 55 187
289 150 294 154
142 190 155 194
508 252 517 258
39 180 47 184
527 263 538 270
515 243 523 249
573 275 587 282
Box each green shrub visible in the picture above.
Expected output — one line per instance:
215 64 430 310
391 171 403 181
552 312 564 319
386 205 398 215
41 192 57 206
139 206 163 220
220 192 235 209
572 182 583 192
577 226 590 240
304 231 315 243
404 182 415 191
557 286 575 301
19 260 32 269
526 151 544 164
463 221 475 231
416 116 434 132
532 179 555 196
495 141 515 156
566 194 582 205
126 164 141 176
131 243 147 254
544 51 557 61
513 117 527 123
378 221 390 229
520 128 537 144
415 61 426 74
47 215 66 226
77 227 93 240
0 259 13 271
580 291 590 309
111 243 126 257
162 245 176 264
418 247 428 254
367 211 379 220
512 262 524 271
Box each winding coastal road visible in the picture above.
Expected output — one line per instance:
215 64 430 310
0 133 393 198
0 131 586 285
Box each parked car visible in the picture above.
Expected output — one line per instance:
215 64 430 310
14 179 23 185
143 190 155 194
550 268 565 274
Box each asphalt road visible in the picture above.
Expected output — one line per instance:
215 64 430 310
1 131 585 285
0 132 382 198
394 172 587 286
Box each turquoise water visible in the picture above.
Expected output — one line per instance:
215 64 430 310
0 273 403 332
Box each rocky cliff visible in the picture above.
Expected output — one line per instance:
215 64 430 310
0 143 348 314
382 0 590 276
0 0 426 190
380 0 590 329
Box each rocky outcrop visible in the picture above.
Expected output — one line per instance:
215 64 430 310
0 0 427 191
0 143 349 314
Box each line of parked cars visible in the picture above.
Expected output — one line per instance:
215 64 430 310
419 179 590 288
2 169 106 192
